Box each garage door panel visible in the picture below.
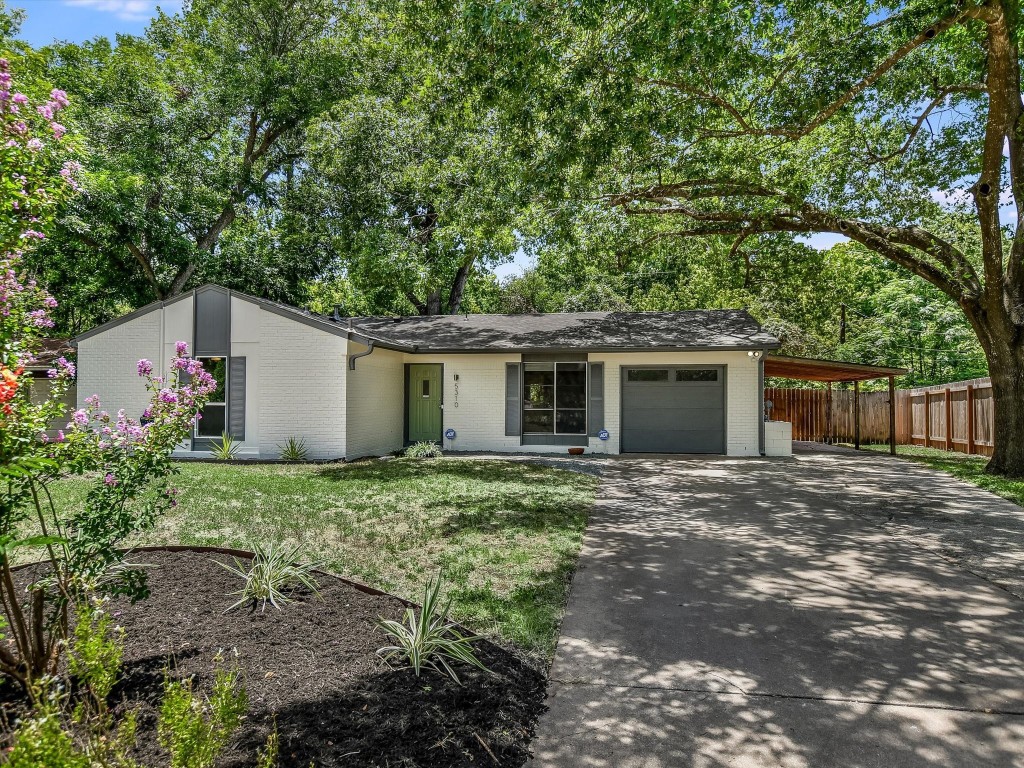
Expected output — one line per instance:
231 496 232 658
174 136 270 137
624 408 725 431
622 428 725 453
621 366 727 454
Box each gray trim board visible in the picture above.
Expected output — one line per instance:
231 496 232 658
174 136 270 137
521 434 588 446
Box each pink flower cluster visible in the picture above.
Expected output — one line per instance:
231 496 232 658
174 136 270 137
0 59 68 142
68 343 217 454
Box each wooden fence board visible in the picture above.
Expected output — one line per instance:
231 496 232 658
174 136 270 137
765 377 995 457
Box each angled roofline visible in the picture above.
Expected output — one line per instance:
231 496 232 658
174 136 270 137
73 283 780 353
73 284 416 352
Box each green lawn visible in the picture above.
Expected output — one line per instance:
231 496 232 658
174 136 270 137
42 458 598 659
861 444 1024 507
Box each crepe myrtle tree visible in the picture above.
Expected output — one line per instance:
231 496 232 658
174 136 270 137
0 62 217 690
441 0 1024 475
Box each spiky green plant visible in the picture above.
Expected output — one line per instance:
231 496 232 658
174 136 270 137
276 437 309 462
405 441 442 459
376 576 488 684
217 543 322 613
210 432 239 461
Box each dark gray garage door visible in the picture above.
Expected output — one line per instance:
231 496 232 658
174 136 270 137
621 366 725 453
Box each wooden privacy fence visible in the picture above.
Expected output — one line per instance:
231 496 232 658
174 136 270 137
765 377 995 456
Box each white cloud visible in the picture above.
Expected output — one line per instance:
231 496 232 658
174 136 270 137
62 0 178 22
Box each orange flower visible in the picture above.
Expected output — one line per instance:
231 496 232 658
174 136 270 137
0 365 23 406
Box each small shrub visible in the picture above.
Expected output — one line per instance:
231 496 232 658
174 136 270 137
256 724 279 768
376 575 488 684
405 441 442 459
5 691 89 768
158 661 248 768
210 431 239 460
67 600 124 716
218 542 322 613
277 436 309 462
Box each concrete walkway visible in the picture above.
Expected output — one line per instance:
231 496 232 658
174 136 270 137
530 447 1024 767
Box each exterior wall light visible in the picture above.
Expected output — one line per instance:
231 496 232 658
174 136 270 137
747 350 763 359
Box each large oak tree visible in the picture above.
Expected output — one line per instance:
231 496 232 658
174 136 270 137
45 0 364 302
429 0 1024 475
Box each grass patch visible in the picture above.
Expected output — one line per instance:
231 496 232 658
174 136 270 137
860 444 1024 508
38 458 597 660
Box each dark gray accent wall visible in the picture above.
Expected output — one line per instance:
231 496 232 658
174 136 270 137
505 363 521 436
228 356 246 440
588 362 604 436
521 434 588 446
194 287 231 355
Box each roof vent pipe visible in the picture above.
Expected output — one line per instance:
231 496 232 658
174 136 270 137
333 304 344 323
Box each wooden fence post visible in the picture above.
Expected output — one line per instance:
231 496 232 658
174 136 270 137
924 391 931 449
826 381 833 444
944 388 953 451
888 376 896 456
966 384 976 455
854 380 861 450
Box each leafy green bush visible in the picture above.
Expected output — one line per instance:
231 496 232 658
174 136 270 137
405 441 442 459
210 431 239 460
67 600 124 717
158 662 248 768
218 542 322 613
277 436 309 462
376 576 488 684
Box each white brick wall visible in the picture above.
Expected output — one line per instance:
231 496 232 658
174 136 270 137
344 342 404 459
77 310 164 420
254 310 347 460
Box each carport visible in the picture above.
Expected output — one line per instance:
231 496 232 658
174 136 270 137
763 355 908 455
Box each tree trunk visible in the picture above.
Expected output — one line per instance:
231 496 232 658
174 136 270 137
985 342 1024 476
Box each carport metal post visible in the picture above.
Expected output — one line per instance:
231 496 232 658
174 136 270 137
853 380 861 450
888 375 897 456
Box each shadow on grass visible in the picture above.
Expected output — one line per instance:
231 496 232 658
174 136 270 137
313 457 565 485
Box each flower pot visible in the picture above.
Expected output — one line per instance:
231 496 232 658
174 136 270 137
567 447 585 456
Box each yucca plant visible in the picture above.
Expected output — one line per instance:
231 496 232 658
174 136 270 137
217 543 322 613
405 441 442 459
276 436 308 462
376 576 488 684
210 432 238 460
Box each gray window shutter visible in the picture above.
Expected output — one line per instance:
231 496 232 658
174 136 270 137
505 363 521 436
588 362 604 436
228 356 246 440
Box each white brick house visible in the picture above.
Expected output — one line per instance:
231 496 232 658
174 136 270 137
74 284 781 460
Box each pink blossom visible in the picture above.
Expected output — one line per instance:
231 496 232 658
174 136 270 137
51 123 65 139
26 138 42 152
104 473 117 487
158 389 178 404
137 359 153 377
49 89 69 107
11 93 27 106
71 409 88 426
174 341 189 357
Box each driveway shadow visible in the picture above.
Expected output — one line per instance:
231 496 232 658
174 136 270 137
532 449 1024 767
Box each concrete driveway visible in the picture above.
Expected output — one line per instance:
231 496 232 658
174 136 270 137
530 446 1024 767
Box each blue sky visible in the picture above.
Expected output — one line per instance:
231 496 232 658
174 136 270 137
11 0 848 280
13 0 178 47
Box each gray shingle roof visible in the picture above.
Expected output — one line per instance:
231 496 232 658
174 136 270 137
348 310 779 352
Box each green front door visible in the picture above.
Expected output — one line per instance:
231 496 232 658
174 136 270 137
408 364 443 442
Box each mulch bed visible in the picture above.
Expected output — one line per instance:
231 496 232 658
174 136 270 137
0 550 547 767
